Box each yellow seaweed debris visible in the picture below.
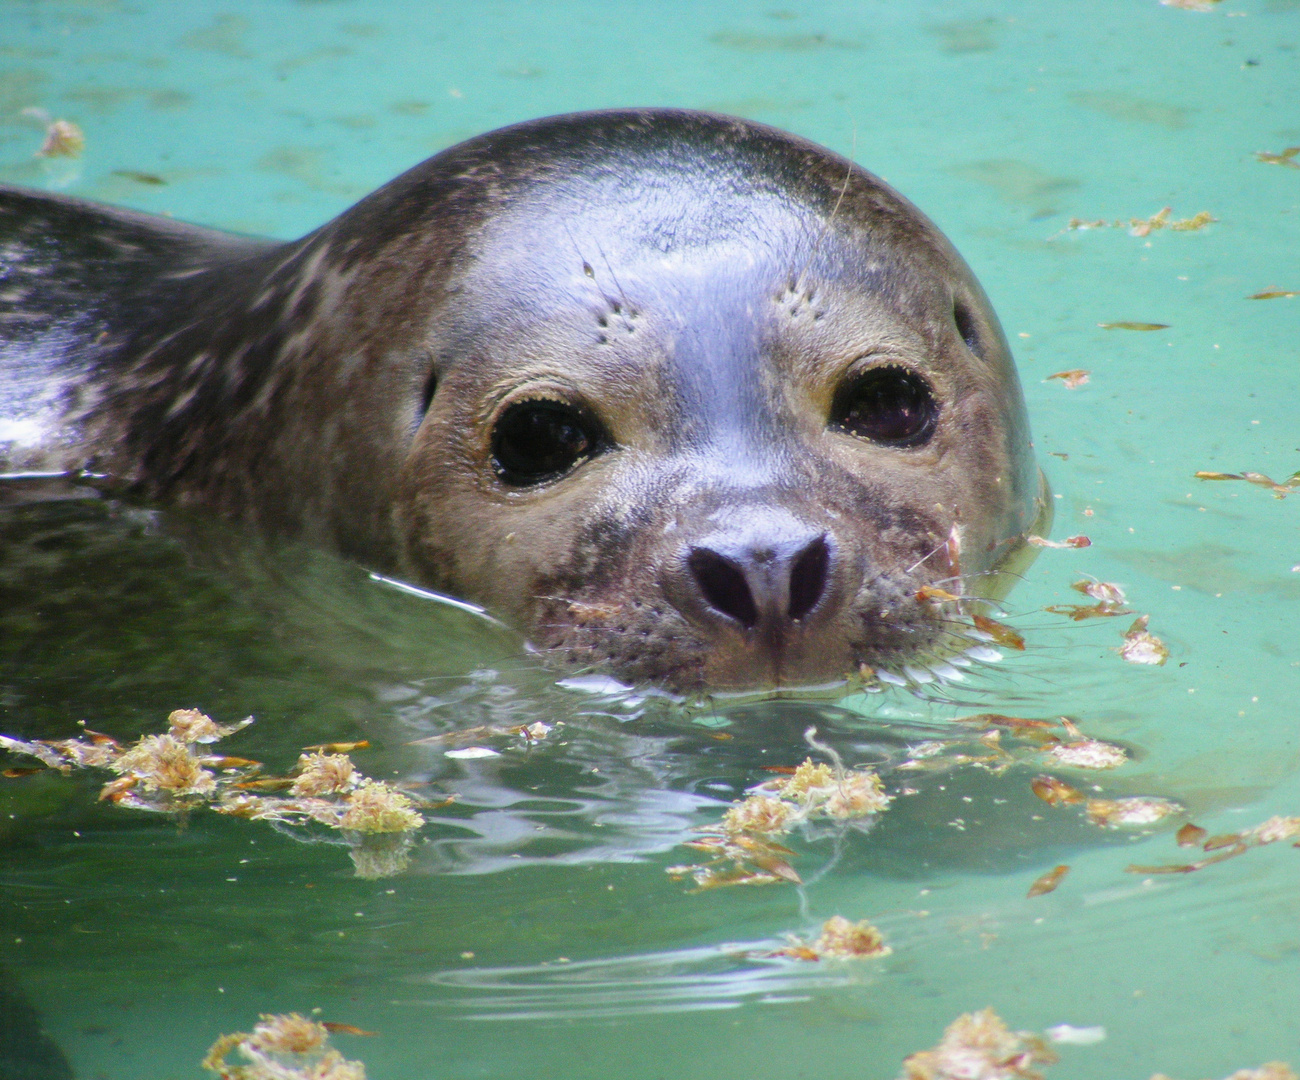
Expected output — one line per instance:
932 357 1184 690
1085 796 1181 828
290 752 358 797
0 712 434 878
1027 534 1091 549
669 755 891 890
667 831 800 889
338 780 424 834
774 914 891 960
1098 322 1169 331
769 758 835 799
202 1012 367 1080
1064 207 1215 237
110 735 216 798
721 795 797 835
1244 815 1300 845
901 1008 1058 1080
1027 864 1069 898
1119 615 1169 665
824 771 891 818
1254 146 1300 169
1072 579 1126 604
813 914 890 958
168 708 251 744
36 119 84 158
1045 369 1089 389
1045 602 1132 621
760 757 892 818
1194 470 1300 498
1045 739 1127 770
1247 289 1300 300
1031 775 1084 807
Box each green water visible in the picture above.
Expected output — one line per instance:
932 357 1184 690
2 1 1299 1077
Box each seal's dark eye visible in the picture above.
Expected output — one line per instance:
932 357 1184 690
491 400 607 486
830 366 939 448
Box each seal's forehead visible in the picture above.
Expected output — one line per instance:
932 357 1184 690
477 167 817 269
455 164 963 316
423 110 956 276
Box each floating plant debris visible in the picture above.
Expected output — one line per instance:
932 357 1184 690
900 716 1126 780
1044 601 1132 621
771 914 891 960
1072 579 1126 604
303 740 370 754
1160 0 1222 9
1065 207 1216 236
1127 815 1300 876
1027 864 1069 898
666 832 802 890
1194 470 1300 498
111 168 166 185
1031 775 1085 807
1254 146 1300 169
35 118 84 158
1027 534 1091 549
1045 369 1090 389
901 1010 1293 1080
972 614 1026 650
0 710 435 879
667 754 892 890
202 1012 369 1080
1247 288 1300 299
1045 739 1128 770
1098 321 1169 331
1119 615 1170 665
901 1008 1058 1080
1085 796 1181 828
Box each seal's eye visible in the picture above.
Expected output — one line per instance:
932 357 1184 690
831 366 939 448
491 400 607 486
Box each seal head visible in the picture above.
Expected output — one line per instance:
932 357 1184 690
0 109 1048 694
390 112 1048 691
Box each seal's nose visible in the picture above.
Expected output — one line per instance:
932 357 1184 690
686 532 831 630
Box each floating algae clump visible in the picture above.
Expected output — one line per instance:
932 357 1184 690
110 735 216 798
0 710 435 879
774 915 892 960
901 1008 1057 1080
202 1013 367 1080
339 779 423 833
667 752 893 891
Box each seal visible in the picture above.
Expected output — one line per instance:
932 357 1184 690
0 109 1049 694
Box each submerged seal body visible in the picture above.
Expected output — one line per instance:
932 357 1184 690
0 109 1048 693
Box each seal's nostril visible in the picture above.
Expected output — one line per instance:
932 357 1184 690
687 548 759 628
788 534 829 621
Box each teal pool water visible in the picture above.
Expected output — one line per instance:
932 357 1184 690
2 1 1299 1077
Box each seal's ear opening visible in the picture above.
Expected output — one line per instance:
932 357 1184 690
953 297 983 360
420 368 438 418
